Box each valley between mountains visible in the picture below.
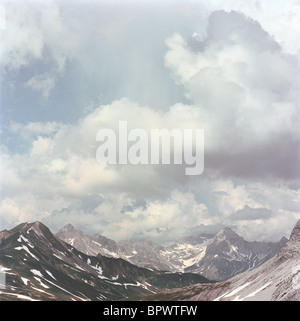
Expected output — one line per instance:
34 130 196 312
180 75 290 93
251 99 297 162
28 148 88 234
0 220 299 301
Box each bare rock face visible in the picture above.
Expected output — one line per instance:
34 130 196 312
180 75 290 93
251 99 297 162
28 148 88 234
56 224 122 258
56 224 287 281
142 220 300 301
0 221 210 301
56 224 213 272
186 227 287 281
289 219 300 243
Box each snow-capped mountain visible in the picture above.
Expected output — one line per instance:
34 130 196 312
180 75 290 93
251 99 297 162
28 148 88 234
186 227 288 281
0 221 210 301
56 224 286 281
56 224 212 272
118 239 176 271
160 235 213 271
141 220 300 301
56 223 123 259
118 236 213 272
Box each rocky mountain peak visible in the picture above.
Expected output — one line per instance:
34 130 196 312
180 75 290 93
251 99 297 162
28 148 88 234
289 219 300 243
56 224 85 240
214 227 240 243
15 221 47 237
61 223 76 232
32 221 42 230
187 225 288 281
0 221 210 301
145 220 300 301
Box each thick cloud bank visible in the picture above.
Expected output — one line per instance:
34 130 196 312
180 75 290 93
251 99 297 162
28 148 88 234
1 2 299 242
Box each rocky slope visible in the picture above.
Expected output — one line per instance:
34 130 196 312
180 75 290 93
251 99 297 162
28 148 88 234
57 224 287 281
56 224 212 272
186 227 287 280
0 221 210 301
56 223 123 258
141 220 300 301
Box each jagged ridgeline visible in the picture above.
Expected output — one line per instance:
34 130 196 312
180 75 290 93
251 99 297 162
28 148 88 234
56 223 287 281
141 220 300 301
1 220 296 301
0 222 210 301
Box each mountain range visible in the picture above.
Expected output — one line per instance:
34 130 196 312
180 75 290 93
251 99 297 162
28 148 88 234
1 220 297 301
0 221 209 301
56 223 287 281
56 224 212 273
185 227 287 280
141 219 300 301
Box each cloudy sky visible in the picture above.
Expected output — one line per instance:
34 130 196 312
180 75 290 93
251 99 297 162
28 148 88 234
0 0 299 243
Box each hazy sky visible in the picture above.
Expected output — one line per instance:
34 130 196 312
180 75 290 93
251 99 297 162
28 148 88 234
0 0 299 243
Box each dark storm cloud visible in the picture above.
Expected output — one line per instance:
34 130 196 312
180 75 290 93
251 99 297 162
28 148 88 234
1 1 299 242
232 205 273 221
205 133 300 180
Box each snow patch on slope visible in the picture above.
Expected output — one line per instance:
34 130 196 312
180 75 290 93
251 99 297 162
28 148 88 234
15 245 39 261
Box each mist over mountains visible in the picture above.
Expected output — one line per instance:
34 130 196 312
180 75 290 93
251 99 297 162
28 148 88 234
1 220 296 301
0 221 209 301
2 1 299 247
56 223 287 282
0 222 297 301
143 220 300 301
1 0 299 306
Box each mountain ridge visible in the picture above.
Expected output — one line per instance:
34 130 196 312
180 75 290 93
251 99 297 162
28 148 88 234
186 225 288 280
56 223 287 281
0 221 210 301
56 223 212 272
140 219 300 301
